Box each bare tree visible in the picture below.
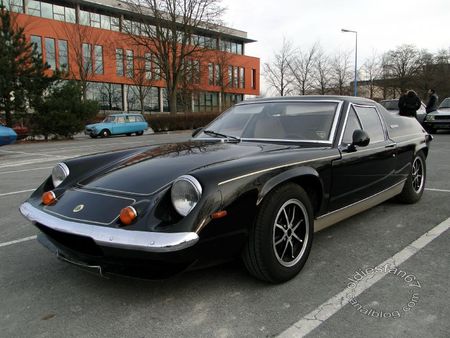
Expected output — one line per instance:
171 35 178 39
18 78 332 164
361 50 382 99
56 21 111 100
288 42 319 95
124 0 224 114
330 50 352 95
313 48 332 95
382 44 424 93
263 38 294 96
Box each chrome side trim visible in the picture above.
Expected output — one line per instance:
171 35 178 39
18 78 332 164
20 202 199 253
314 179 406 232
217 154 340 186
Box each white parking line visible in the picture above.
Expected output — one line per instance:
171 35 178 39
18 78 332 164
0 235 37 248
278 218 450 338
425 188 450 193
0 166 53 175
0 189 35 197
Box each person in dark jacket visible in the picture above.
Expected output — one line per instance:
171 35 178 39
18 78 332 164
399 90 421 118
398 90 408 116
426 89 438 113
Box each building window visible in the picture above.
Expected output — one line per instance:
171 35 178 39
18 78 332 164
239 67 245 88
233 66 238 88
82 43 92 73
214 64 221 86
30 35 42 55
251 68 256 89
58 40 68 71
208 63 214 86
90 12 100 28
144 52 152 80
126 50 134 78
80 10 89 25
116 49 124 76
53 4 65 21
111 17 120 31
45 37 56 70
153 55 160 80
28 1 40 16
228 65 233 88
27 1 75 23
94 45 103 74
40 1 52 19
100 14 110 30
7 0 24 13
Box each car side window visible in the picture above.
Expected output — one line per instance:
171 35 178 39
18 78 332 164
116 116 125 123
128 116 136 122
341 107 362 145
354 106 385 143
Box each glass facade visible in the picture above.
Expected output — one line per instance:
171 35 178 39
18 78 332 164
4 0 24 13
126 50 134 78
86 82 123 111
80 9 119 31
28 1 75 23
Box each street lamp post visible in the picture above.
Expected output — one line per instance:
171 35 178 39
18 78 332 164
341 28 358 96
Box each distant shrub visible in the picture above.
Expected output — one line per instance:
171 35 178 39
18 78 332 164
145 112 220 132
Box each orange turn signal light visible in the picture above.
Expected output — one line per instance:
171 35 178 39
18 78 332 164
120 206 137 225
42 191 57 205
211 210 227 219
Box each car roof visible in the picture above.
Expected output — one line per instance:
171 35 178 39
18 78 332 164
238 95 378 106
109 113 143 117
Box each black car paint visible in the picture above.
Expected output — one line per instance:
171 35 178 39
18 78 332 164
22 96 431 278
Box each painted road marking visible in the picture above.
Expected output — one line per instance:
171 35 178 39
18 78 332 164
0 235 37 248
278 218 450 338
425 188 450 193
0 189 35 197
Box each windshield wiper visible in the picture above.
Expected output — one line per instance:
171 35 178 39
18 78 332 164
203 130 241 143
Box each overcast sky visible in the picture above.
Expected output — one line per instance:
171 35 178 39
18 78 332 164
222 0 450 94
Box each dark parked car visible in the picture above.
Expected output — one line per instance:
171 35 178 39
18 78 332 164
380 99 427 123
20 96 432 283
423 97 450 133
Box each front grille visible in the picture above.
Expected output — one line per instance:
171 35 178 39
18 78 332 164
36 223 103 256
434 115 450 121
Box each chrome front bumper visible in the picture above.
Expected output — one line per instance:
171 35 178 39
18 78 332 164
19 202 199 253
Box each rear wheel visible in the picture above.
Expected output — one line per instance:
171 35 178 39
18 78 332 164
100 129 111 138
397 152 426 203
242 183 313 283
136 131 144 136
126 133 132 136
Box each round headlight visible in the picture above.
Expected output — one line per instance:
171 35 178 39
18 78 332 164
52 163 70 188
171 175 202 216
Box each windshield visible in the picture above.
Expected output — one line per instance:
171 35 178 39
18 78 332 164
380 100 398 110
196 101 339 142
102 116 115 123
439 98 450 109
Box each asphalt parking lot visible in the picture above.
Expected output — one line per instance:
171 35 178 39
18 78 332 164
1 132 449 338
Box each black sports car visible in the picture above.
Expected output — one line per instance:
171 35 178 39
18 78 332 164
20 96 432 283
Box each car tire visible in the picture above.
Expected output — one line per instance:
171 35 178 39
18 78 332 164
242 183 313 283
89 134 97 139
100 129 111 138
126 133 132 136
136 131 144 136
397 152 426 204
425 126 436 134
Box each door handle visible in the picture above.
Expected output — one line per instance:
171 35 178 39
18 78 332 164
385 143 396 148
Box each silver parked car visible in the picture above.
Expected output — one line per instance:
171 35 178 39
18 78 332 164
423 97 450 133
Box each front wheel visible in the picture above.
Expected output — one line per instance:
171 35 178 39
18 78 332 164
397 152 426 204
242 183 313 283
100 129 111 138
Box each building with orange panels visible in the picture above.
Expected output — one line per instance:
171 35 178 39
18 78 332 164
4 0 260 112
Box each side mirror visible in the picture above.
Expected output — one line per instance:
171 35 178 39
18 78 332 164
347 129 370 152
192 127 203 137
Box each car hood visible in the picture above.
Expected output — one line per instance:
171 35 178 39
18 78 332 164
436 108 450 115
78 141 293 195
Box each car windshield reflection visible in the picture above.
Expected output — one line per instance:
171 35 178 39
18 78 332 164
196 101 339 143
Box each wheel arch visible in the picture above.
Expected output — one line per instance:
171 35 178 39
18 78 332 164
257 167 324 217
